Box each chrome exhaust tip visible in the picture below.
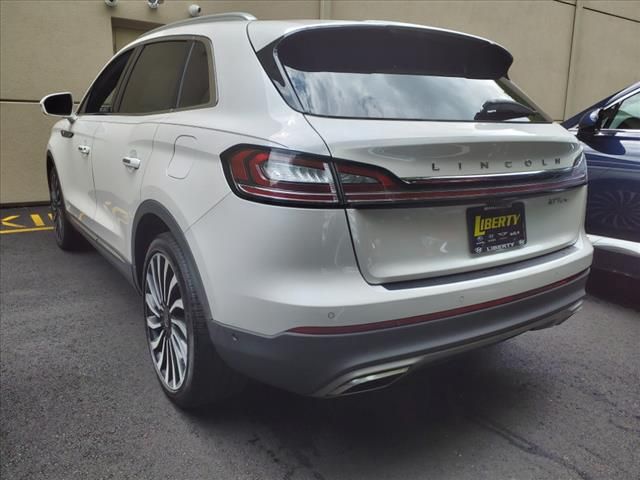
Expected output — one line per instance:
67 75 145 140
328 367 409 396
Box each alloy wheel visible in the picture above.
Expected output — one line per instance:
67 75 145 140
144 252 188 391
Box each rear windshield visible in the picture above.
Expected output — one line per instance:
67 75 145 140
260 26 550 123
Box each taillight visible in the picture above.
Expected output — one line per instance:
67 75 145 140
221 145 587 208
221 145 339 206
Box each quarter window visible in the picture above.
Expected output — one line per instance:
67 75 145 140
119 41 191 114
83 49 133 114
178 41 211 109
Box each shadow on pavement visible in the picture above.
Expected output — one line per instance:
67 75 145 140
182 347 563 477
586 269 640 310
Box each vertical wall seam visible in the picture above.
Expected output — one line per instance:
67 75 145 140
563 0 583 120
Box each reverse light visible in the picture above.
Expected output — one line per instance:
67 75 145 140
221 145 588 208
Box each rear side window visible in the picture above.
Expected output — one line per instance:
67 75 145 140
178 41 211 109
83 49 132 114
261 26 550 123
119 41 190 114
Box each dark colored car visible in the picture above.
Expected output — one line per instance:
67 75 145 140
563 82 640 279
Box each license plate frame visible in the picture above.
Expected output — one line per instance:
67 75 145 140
467 203 527 254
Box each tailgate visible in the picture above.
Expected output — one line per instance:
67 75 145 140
306 117 585 284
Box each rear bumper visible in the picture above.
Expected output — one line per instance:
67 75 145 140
210 269 588 396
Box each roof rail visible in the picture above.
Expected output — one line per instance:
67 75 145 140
142 12 257 37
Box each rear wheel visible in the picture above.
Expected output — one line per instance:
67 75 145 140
49 165 84 250
143 232 244 408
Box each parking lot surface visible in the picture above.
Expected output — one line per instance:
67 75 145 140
1 225 639 480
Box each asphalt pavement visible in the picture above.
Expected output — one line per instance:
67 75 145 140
1 227 639 480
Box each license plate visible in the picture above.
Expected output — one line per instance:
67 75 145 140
467 203 526 254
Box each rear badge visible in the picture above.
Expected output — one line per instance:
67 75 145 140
467 203 526 254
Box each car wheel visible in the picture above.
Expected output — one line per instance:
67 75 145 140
49 165 85 250
143 232 245 408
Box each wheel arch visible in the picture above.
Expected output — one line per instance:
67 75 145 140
132 200 213 321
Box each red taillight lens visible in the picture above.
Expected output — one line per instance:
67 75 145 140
221 145 587 208
221 146 339 206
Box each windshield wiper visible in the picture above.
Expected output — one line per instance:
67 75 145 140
474 100 536 121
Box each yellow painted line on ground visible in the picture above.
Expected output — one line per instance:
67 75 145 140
30 213 45 226
0 226 54 235
1 209 54 234
1 215 24 228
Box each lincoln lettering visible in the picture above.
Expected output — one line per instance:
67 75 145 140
430 158 563 171
474 213 521 236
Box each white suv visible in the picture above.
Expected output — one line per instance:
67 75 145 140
41 13 593 407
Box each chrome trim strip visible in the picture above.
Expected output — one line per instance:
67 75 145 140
604 87 639 109
405 167 574 184
596 129 640 135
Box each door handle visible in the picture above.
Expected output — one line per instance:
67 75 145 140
122 156 141 170
78 145 90 156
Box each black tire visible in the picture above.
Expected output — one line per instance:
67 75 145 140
49 164 85 251
142 232 245 408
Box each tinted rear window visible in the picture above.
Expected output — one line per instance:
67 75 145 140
119 41 190 114
265 26 550 122
178 41 211 109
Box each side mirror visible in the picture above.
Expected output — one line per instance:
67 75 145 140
40 92 74 118
577 108 600 137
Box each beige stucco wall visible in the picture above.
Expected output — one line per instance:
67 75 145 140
1 0 638 204
565 6 640 116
